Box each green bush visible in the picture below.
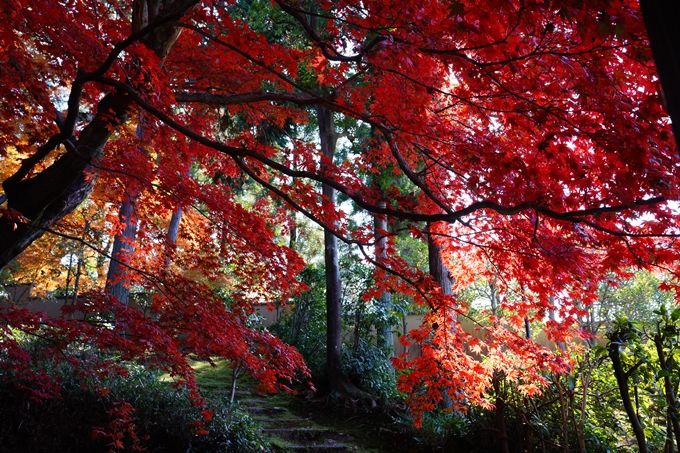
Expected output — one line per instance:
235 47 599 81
395 409 471 450
270 264 328 380
340 339 398 403
0 357 267 453
99 366 267 453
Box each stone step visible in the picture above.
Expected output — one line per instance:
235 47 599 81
207 388 252 395
262 427 331 441
272 443 348 452
242 395 354 453
239 398 269 404
253 416 312 428
246 405 287 415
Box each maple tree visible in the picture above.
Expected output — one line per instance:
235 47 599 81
1 0 680 434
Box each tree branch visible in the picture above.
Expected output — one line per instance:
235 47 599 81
175 90 332 106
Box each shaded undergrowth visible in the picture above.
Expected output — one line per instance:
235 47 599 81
0 357 266 453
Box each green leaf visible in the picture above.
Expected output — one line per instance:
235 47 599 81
591 345 607 358
671 308 680 321
657 369 671 379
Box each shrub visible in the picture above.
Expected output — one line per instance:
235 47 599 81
0 355 267 453
395 409 471 450
340 339 398 403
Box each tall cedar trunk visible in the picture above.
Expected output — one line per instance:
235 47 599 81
427 222 453 295
0 0 198 271
289 220 297 251
65 254 74 302
316 105 341 391
524 316 531 339
105 195 138 305
72 249 83 304
654 333 680 453
427 222 454 407
489 280 498 318
374 204 393 355
608 344 648 453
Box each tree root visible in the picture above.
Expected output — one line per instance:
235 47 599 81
336 378 378 412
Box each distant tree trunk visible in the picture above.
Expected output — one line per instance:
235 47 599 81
351 301 364 358
72 250 82 304
524 316 531 339
105 194 138 306
64 253 74 300
164 206 182 268
374 205 393 356
549 295 565 350
289 219 297 251
316 105 342 392
229 361 242 404
489 279 499 318
427 222 453 296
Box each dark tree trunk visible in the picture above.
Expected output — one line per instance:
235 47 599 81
1 170 100 270
608 344 648 453
489 279 498 318
495 397 511 453
316 105 342 391
493 375 511 453
524 316 531 339
427 222 453 295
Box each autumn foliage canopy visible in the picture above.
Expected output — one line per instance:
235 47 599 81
1 0 679 424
